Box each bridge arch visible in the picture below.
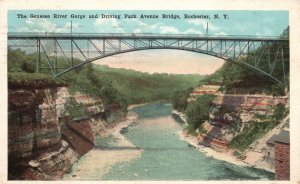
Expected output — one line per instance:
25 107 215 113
7 33 289 84
56 46 285 84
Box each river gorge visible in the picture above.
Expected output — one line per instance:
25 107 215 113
64 102 275 180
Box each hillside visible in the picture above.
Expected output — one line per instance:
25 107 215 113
8 49 202 106
92 65 202 104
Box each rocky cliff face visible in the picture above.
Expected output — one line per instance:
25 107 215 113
198 94 288 152
70 91 126 137
8 85 78 180
18 140 78 180
8 84 127 180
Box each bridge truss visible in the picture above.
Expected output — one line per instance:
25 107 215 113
8 33 289 84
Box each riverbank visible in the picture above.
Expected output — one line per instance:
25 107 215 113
128 100 167 111
64 102 274 180
178 130 248 166
101 102 274 180
172 110 247 167
177 122 275 173
171 110 188 124
63 112 142 180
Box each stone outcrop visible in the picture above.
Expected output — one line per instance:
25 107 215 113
213 94 288 122
104 103 126 123
56 87 70 117
61 119 94 155
73 91 105 115
57 89 103 156
8 84 78 180
198 121 231 152
8 87 61 160
188 84 221 102
197 94 288 152
17 140 78 180
8 82 128 180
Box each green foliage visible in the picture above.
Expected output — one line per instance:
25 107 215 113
7 49 127 111
201 27 289 96
8 72 65 86
8 72 53 82
184 124 198 135
229 103 286 152
212 61 285 95
8 49 201 111
100 86 128 111
233 150 246 160
230 120 241 133
93 65 201 104
185 95 214 131
171 87 194 112
66 99 87 120
280 26 289 39
8 49 36 73
272 103 286 120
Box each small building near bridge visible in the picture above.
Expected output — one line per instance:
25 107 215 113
266 130 290 180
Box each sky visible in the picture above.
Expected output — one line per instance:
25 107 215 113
8 10 288 74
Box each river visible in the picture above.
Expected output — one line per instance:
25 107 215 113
67 102 275 180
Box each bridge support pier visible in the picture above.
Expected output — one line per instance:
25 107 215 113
36 39 40 73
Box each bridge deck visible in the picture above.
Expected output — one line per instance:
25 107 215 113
8 32 287 42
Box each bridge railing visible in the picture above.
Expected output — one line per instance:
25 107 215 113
7 32 287 41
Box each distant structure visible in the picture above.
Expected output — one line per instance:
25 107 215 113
274 131 290 180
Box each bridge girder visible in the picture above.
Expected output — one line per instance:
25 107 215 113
8 33 289 84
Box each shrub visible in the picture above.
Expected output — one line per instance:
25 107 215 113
185 94 214 131
229 104 286 152
171 87 193 112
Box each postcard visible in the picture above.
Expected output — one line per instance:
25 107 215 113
1 0 300 183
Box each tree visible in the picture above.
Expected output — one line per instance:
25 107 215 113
185 94 214 131
171 87 193 112
202 27 289 96
100 86 128 111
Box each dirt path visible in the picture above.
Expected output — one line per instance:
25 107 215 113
243 114 289 172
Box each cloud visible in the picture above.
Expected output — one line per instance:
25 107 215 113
94 18 125 33
95 18 119 27
215 31 228 35
183 28 202 34
133 28 142 33
124 18 147 27
17 18 78 33
123 20 181 34
159 26 179 34
125 20 200 35
255 27 274 36
95 18 203 35
233 23 250 33
187 20 219 31
56 22 79 33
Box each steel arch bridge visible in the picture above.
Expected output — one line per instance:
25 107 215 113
8 32 289 84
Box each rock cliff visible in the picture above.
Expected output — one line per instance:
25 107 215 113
8 84 127 180
8 84 78 179
198 94 288 152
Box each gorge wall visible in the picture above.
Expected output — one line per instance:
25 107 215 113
8 83 78 179
197 94 288 152
8 83 125 180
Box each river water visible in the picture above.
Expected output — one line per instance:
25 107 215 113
101 102 274 180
